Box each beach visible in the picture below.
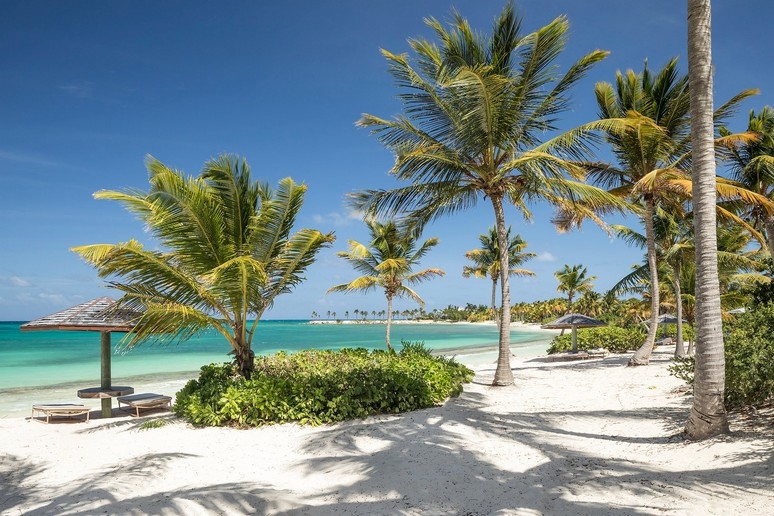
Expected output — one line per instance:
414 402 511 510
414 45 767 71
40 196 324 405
2 345 771 515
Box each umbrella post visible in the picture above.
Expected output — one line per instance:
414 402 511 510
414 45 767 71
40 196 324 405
571 326 578 353
100 331 112 417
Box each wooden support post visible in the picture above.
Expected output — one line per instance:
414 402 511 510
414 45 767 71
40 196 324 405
100 331 112 418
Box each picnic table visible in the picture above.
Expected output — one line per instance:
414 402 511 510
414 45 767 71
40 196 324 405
77 386 134 417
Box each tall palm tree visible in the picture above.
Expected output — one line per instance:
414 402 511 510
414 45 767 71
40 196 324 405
327 220 444 351
590 58 756 366
351 3 619 385
554 264 596 312
72 155 335 378
686 0 728 439
463 227 535 329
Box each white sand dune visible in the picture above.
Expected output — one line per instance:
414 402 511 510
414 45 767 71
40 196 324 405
1 346 772 515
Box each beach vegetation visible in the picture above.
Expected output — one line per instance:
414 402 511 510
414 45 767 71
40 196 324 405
463 227 535 329
547 326 646 354
327 219 445 350
72 155 335 379
352 2 620 386
173 344 474 427
138 418 171 430
670 302 774 410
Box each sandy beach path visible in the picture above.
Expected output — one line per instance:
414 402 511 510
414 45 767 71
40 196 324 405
1 346 772 515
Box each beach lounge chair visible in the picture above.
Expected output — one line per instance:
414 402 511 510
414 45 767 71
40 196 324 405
117 393 172 417
31 403 90 424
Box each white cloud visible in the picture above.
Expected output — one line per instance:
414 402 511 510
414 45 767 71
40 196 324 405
312 210 361 227
9 276 30 287
535 252 557 262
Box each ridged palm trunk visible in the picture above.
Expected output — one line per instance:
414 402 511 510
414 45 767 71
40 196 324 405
672 268 686 357
233 318 256 379
685 0 729 439
491 277 500 330
629 199 661 365
493 196 514 386
385 292 394 352
765 218 774 258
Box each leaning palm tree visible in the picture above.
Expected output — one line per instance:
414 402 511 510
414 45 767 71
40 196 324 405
351 3 620 385
590 57 757 366
463 227 535 329
72 155 335 378
327 220 444 351
554 264 596 312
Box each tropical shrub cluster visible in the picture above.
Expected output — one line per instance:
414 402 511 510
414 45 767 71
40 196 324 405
670 303 774 409
546 326 646 354
174 343 474 427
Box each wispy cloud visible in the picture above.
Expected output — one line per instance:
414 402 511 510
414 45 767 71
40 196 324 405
9 276 30 287
312 210 361 227
0 149 60 167
58 80 94 98
535 252 557 262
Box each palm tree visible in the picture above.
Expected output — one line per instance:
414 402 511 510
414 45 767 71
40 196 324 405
554 264 596 312
590 58 756 366
327 220 444 350
463 227 536 329
72 154 334 378
686 0 728 439
721 106 774 254
351 3 619 385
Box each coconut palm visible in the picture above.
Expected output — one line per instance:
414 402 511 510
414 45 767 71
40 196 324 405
351 3 620 385
590 57 758 366
721 106 774 254
686 0 728 439
554 264 596 312
463 227 535 329
327 220 444 351
72 155 334 378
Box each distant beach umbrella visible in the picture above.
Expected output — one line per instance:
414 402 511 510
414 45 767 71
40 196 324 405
20 297 141 418
655 314 685 324
541 313 607 353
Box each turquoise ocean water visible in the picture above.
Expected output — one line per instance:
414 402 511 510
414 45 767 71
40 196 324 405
0 320 555 417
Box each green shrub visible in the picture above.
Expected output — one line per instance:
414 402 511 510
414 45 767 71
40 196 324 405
669 303 774 409
174 346 474 427
546 326 646 354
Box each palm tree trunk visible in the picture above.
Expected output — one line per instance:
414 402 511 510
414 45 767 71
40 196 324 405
492 196 514 386
491 278 500 329
385 293 394 351
765 217 774 257
672 262 686 357
629 198 661 365
686 0 728 439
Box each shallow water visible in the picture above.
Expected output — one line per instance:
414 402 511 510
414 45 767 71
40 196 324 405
0 320 555 418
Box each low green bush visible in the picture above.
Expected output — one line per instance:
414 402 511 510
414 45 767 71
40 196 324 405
174 342 474 427
546 326 646 354
669 303 774 409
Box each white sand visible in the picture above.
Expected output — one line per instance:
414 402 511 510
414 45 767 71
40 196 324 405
1 346 772 515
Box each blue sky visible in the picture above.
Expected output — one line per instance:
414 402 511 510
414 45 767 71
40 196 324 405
1 1 771 321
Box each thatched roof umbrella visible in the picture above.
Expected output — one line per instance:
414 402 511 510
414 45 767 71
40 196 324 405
20 297 141 417
542 313 607 353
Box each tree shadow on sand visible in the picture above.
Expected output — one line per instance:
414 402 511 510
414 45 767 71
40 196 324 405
277 375 774 515
0 451 312 515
